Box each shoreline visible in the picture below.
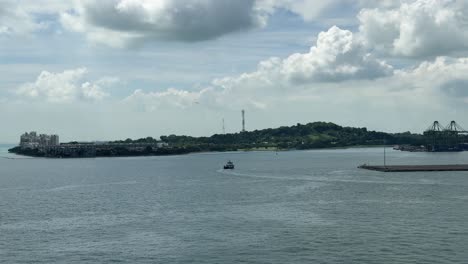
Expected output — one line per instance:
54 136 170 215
7 144 396 159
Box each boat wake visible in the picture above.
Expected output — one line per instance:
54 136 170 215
218 169 325 182
0 156 34 160
45 181 139 192
217 169 448 186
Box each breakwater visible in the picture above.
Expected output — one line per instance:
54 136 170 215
8 143 191 158
359 164 468 172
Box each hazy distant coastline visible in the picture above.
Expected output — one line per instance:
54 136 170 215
8 122 428 158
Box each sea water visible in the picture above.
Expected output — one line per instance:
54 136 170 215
1 146 468 263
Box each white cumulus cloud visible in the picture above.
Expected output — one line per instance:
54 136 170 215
17 68 112 102
358 0 468 57
397 56 468 100
124 26 393 111
281 26 393 82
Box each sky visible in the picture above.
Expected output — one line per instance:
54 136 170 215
2 0 468 143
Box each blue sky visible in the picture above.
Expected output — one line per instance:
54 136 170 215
2 0 468 143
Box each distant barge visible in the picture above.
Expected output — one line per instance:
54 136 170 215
358 164 468 172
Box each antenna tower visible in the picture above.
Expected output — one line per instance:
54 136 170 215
242 110 245 132
222 118 225 134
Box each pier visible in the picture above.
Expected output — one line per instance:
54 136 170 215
359 164 468 172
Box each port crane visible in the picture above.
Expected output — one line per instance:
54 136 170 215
424 121 468 151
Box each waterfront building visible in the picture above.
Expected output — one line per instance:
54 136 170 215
51 135 59 146
20 131 60 148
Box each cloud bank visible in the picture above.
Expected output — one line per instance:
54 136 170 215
61 0 266 47
17 68 112 102
359 0 468 57
6 0 468 140
125 26 393 110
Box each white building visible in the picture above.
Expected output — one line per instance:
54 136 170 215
20 131 60 148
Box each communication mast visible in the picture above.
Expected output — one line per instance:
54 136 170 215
241 110 245 132
222 118 225 134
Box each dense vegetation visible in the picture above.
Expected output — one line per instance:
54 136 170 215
154 122 425 151
10 122 426 158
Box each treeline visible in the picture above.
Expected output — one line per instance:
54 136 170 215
159 122 425 150
9 122 427 158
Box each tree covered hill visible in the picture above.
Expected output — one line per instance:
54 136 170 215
12 122 426 158
155 122 424 151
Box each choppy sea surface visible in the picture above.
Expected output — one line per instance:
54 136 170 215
1 145 468 263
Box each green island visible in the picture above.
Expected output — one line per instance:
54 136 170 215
8 122 429 158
